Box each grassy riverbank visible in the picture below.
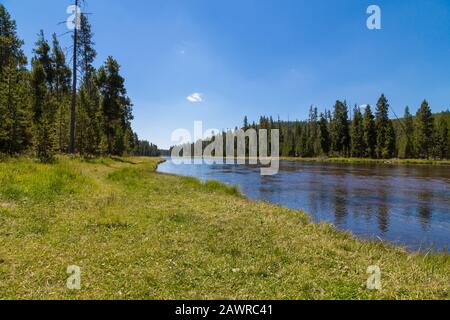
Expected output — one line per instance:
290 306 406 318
280 157 450 166
0 157 448 300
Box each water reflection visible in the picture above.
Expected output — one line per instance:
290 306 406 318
157 158 450 251
377 188 389 234
334 185 348 228
417 191 433 231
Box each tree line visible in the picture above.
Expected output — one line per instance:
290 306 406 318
180 94 449 160
243 95 449 159
0 4 157 161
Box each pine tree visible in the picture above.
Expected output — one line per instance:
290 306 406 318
0 4 26 75
85 72 102 155
76 70 102 156
51 34 71 153
33 30 54 91
31 60 54 162
331 100 350 156
434 114 448 159
375 94 395 158
308 106 321 155
0 4 30 154
73 14 101 155
318 113 330 155
385 120 396 158
77 14 96 88
297 124 307 157
415 100 434 159
0 60 30 154
77 94 99 156
351 105 365 157
243 116 248 130
363 105 376 158
399 106 414 159
97 56 133 155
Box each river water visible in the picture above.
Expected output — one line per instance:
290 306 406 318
157 158 450 251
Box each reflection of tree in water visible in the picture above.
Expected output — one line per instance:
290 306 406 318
417 190 433 231
307 174 321 219
377 187 390 234
334 185 348 227
364 205 373 223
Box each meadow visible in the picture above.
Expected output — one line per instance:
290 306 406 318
0 157 448 299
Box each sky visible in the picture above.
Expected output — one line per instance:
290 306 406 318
2 0 450 149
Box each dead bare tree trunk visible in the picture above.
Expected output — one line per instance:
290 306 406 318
69 0 79 154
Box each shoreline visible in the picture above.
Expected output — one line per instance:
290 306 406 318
156 159 449 253
164 156 450 166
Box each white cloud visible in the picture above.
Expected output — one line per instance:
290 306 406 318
186 93 204 103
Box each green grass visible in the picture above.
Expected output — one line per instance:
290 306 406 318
280 157 450 166
0 156 448 300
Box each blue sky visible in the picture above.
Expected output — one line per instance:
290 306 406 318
3 0 450 148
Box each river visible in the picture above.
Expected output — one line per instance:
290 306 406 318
157 158 450 251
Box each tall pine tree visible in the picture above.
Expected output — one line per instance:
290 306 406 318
375 94 395 159
0 4 26 74
0 59 30 154
97 56 133 156
363 105 376 158
51 34 71 153
351 105 365 157
75 15 100 155
399 106 414 159
330 100 350 156
434 116 448 159
0 4 29 154
318 113 330 155
31 59 55 162
415 100 434 159
33 30 54 91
